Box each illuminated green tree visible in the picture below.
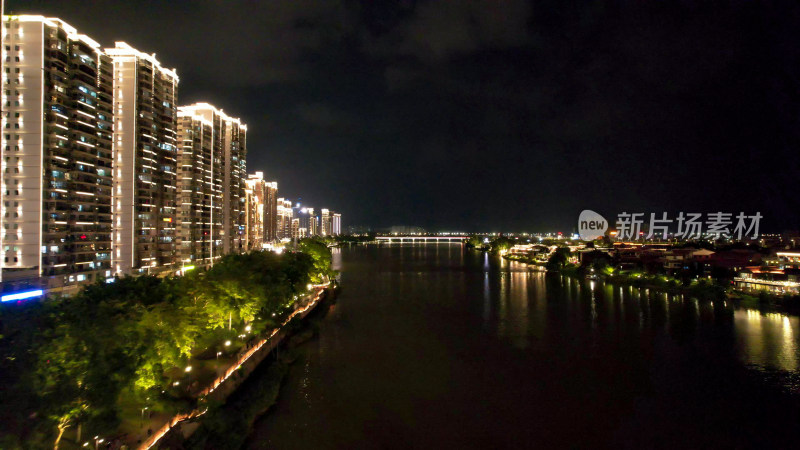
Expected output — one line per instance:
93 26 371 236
2 245 332 447
298 238 335 283
35 327 90 449
490 236 516 254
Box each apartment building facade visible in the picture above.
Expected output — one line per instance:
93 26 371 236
105 42 179 276
1 16 114 294
176 109 223 268
177 103 246 255
244 171 280 250
276 197 292 240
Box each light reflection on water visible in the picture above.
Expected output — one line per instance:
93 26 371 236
251 244 800 449
734 309 798 371
492 259 800 373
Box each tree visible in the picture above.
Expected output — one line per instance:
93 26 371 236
1 244 333 447
35 328 91 449
546 247 571 271
490 237 516 254
465 236 483 248
298 238 335 283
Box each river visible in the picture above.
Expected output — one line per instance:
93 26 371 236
247 244 800 448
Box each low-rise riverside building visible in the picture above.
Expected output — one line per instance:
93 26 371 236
735 267 800 295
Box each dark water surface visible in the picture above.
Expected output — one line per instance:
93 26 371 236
247 244 800 449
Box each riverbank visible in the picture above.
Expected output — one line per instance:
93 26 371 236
148 285 336 449
181 291 336 449
138 285 333 449
500 252 800 315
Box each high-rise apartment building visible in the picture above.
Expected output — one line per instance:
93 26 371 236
264 181 278 242
244 172 279 248
276 198 292 240
332 212 341 236
307 208 318 236
0 15 333 297
244 173 264 250
294 205 314 239
176 108 223 268
244 182 260 251
320 208 331 236
105 42 179 276
175 103 246 255
0 16 114 294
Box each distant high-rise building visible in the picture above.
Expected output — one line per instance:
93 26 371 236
320 209 332 236
264 181 278 242
105 42 179 276
176 108 223 267
176 103 246 255
244 179 262 251
332 212 342 235
0 16 114 293
307 208 318 236
276 198 293 240
244 172 278 247
291 218 301 240
295 205 318 238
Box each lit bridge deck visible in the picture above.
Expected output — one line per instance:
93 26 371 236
375 236 468 243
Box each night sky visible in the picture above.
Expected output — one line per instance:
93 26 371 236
9 0 800 232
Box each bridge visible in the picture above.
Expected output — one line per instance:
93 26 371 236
376 236 468 243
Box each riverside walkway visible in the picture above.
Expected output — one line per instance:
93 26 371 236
136 285 330 449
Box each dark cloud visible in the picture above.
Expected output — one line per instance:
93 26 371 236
9 0 800 231
366 0 532 61
10 0 351 86
294 103 357 131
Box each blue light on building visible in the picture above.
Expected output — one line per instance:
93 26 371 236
1 289 44 302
